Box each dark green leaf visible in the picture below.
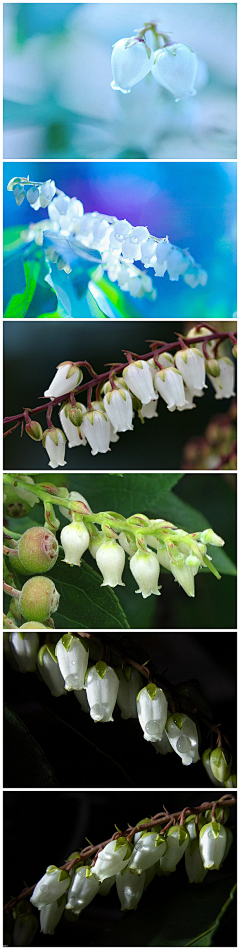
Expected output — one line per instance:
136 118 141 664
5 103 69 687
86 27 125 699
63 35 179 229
49 557 130 629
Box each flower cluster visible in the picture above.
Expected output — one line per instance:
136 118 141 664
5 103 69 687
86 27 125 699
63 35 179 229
8 175 207 298
111 34 198 102
5 798 234 939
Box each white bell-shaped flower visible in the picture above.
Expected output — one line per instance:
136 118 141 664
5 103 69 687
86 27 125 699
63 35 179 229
202 749 225 787
43 428 66 469
37 644 66 697
60 521 90 566
141 399 158 419
11 631 39 672
40 895 66 934
140 237 157 266
103 388 134 432
44 362 82 399
94 837 132 882
116 666 143 719
154 367 186 410
130 550 161 598
160 826 189 874
74 687 90 713
59 490 91 522
56 634 89 691
207 358 235 399
177 387 196 411
59 405 87 449
165 713 200 765
65 867 100 914
85 661 119 722
199 821 227 870
166 248 189 281
109 219 132 249
175 347 206 396
137 684 168 742
150 731 174 755
129 831 166 872
151 43 197 101
116 866 146 910
111 36 154 93
123 360 155 404
185 839 207 884
26 186 40 206
30 866 71 910
170 558 195 597
209 748 232 783
96 540 125 588
118 531 137 556
121 226 150 262
81 409 111 455
39 180 56 209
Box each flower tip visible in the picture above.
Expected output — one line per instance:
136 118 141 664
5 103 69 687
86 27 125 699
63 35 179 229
110 80 131 93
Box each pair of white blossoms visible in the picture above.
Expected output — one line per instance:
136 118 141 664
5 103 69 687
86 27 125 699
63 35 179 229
111 36 198 100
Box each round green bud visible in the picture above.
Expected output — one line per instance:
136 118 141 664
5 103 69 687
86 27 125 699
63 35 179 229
25 420 43 441
18 527 59 574
67 403 83 427
18 622 50 630
19 577 60 622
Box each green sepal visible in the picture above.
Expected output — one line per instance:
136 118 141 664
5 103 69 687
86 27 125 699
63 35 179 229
38 644 57 665
202 554 221 579
178 826 189 847
155 834 165 848
17 632 26 641
58 869 70 882
61 633 74 652
211 821 221 839
166 713 184 732
122 664 132 683
146 683 157 700
95 661 108 679
114 836 128 852
78 636 89 653
136 817 151 831
204 806 229 825
46 865 59 875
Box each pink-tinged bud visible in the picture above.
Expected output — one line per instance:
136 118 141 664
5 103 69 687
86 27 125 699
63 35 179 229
25 420 43 441
18 526 59 574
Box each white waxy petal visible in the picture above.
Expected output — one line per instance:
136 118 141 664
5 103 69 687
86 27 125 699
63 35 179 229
65 868 100 914
185 841 207 883
45 430 66 468
129 833 166 872
30 867 70 910
154 367 186 410
199 822 227 869
175 347 206 395
207 358 235 399
81 410 111 455
40 896 66 934
151 44 197 101
56 634 89 691
86 663 119 722
111 37 154 93
141 399 158 419
116 866 146 910
96 540 125 588
60 521 90 567
104 388 134 432
123 360 155 404
137 685 168 741
116 667 143 719
166 714 199 765
130 550 161 599
160 827 189 873
37 646 66 697
11 632 39 672
59 406 87 448
44 363 82 399
94 838 132 881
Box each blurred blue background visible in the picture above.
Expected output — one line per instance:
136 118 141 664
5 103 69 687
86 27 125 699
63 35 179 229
3 3 237 159
3 161 237 320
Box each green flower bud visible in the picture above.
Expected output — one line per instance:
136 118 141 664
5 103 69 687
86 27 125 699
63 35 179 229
210 748 232 783
19 576 60 622
25 420 43 441
205 359 220 378
68 405 84 427
224 774 237 788
18 527 59 574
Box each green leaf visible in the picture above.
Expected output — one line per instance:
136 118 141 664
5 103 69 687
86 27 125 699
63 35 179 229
4 258 41 317
4 250 58 318
49 557 130 630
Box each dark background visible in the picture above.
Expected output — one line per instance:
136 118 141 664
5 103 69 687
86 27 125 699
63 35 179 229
3 320 236 470
4 790 237 946
4 631 236 789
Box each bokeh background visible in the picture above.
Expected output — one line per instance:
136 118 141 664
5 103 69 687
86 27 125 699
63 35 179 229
3 3 237 159
4 791 237 945
3 161 237 321
3 320 237 470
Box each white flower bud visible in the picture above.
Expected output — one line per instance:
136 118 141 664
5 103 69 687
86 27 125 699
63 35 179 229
59 490 91 522
130 550 161 599
116 866 146 910
37 644 66 697
85 661 119 722
137 684 168 742
116 666 143 719
26 186 40 206
65 867 99 914
56 634 89 691
207 358 235 399
111 36 154 94
96 540 125 588
199 528 224 547
154 367 186 410
160 826 189 874
11 631 39 672
59 405 87 449
151 44 197 101
123 360 155 405
60 521 90 566
94 837 132 882
170 558 195 597
43 428 66 469
165 714 200 765
30 866 71 910
118 531 137 556
129 832 166 872
39 179 56 209
185 839 207 884
199 822 227 869
175 348 206 396
40 895 66 934
44 362 82 399
103 388 134 432
81 409 111 455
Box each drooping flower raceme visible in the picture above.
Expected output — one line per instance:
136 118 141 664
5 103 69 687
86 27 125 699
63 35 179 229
151 44 197 101
93 838 133 882
111 36 154 93
137 684 168 742
199 821 227 869
30 866 71 910
85 661 119 722
165 714 200 766
55 634 89 691
65 868 100 914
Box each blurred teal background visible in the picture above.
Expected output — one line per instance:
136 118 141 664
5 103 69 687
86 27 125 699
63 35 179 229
3 3 237 159
3 161 237 320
